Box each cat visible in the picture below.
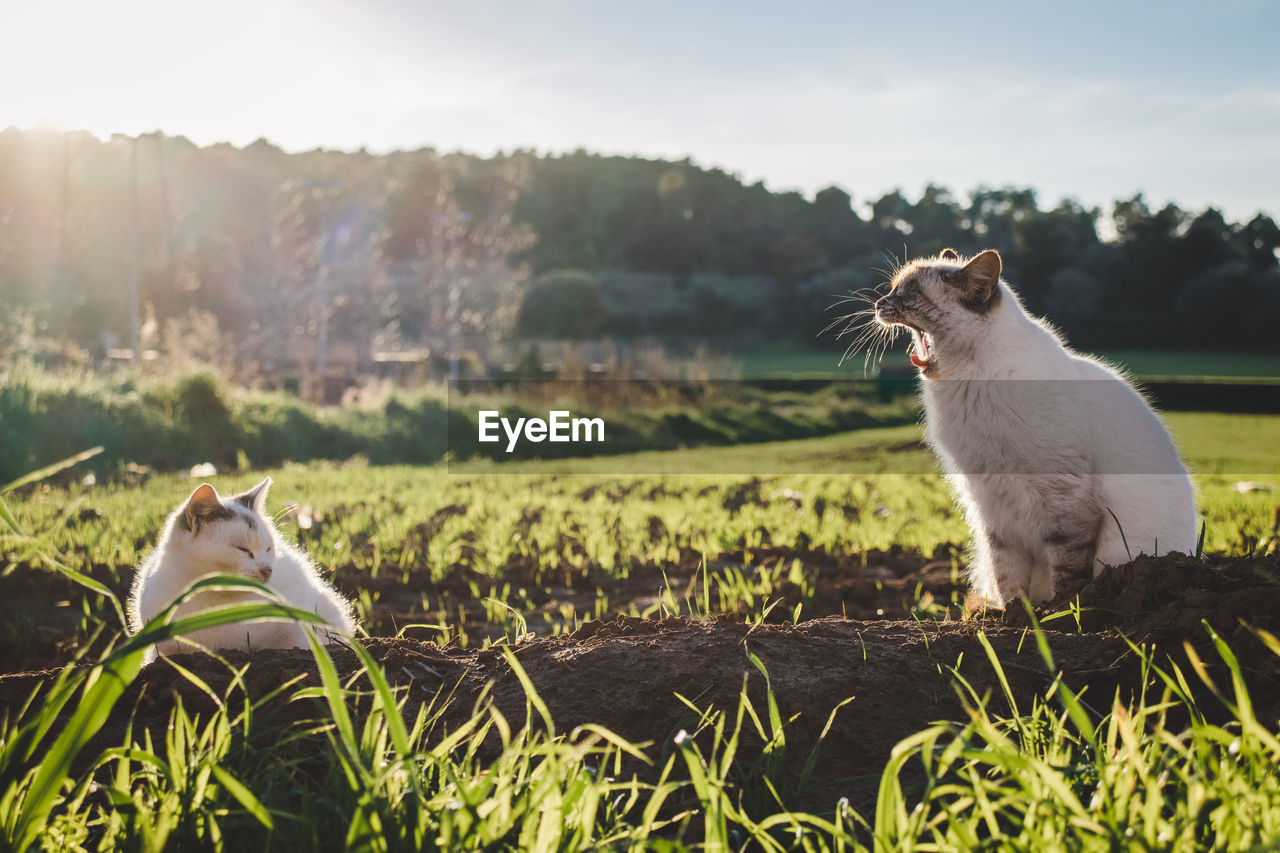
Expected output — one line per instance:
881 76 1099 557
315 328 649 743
128 478 355 660
873 248 1197 606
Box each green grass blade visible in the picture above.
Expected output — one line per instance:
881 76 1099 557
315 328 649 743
0 495 25 537
124 602 329 655
210 764 274 830
977 631 1020 720
303 628 359 755
500 648 554 733
349 641 411 758
1 446 104 494
13 645 147 849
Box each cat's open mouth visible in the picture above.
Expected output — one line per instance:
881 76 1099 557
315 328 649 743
903 322 932 370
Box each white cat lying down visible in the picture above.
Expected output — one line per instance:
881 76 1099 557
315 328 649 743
129 478 355 659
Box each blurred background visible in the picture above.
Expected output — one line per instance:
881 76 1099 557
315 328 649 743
2 0 1278 475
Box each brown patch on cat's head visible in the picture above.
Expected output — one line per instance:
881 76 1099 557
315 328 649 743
940 248 1002 313
179 483 235 532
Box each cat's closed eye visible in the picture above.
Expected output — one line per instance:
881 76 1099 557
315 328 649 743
236 546 252 555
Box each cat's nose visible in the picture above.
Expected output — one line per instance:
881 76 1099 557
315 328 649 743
257 565 273 581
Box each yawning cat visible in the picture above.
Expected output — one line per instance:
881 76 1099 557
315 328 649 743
874 248 1197 605
128 478 355 659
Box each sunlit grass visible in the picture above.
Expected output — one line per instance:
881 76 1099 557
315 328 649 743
6 411 1278 654
3 434 1280 849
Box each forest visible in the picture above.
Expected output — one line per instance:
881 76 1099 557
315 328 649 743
2 127 1279 377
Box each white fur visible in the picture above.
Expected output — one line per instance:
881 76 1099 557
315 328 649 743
876 253 1197 605
128 479 355 662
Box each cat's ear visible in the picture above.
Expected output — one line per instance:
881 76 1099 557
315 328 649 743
234 477 272 514
955 249 1002 311
940 248 959 261
182 483 228 531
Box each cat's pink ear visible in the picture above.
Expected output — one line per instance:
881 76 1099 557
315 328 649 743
234 477 272 514
183 483 224 530
940 248 959 261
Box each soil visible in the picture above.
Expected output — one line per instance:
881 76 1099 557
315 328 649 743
354 539 976 649
0 535 970 673
1 552 1278 813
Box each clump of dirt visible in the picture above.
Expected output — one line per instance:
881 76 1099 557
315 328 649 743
721 478 766 516
1058 552 1280 642
1059 553 1280 722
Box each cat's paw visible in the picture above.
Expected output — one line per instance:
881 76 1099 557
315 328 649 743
998 599 1036 628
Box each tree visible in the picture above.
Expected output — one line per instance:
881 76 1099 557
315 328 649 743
517 270 606 339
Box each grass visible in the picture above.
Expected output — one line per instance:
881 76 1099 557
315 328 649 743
734 347 1280 380
0 364 920 483
5 411 1279 655
3 554 1279 850
874 621 1280 850
2 413 1279 849
8 360 1277 486
452 411 1280 477
1094 350 1280 380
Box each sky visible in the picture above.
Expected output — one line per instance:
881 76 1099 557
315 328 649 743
3 0 1277 220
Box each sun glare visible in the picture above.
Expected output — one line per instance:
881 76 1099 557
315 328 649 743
0 0 385 147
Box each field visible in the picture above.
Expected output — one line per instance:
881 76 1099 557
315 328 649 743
2 411 1280 849
735 348 1280 380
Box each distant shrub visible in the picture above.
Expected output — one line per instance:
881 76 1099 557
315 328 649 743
0 366 917 478
517 270 607 339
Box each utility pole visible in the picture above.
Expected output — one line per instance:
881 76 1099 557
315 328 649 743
151 132 175 295
441 211 472 385
316 192 330 380
129 136 141 361
447 223 459 386
302 179 341 399
55 133 69 298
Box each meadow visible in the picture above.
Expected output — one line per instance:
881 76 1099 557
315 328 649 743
5 412 1277 658
1 406 1279 849
735 348 1280 380
0 365 924 485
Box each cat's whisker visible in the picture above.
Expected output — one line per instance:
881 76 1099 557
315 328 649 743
824 307 877 339
821 312 855 337
850 321 884 351
827 306 874 334
877 249 906 280
823 289 883 338
841 318 896 374
839 326 882 367
865 327 888 373
838 315 882 361
829 285 881 305
829 271 896 372
869 324 902 372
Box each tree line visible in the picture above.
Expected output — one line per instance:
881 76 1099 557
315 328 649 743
1 127 1277 375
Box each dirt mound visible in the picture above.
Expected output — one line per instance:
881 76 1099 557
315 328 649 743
1062 551 1280 640
1 553 1277 812
0 617 1123 812
1034 552 1280 721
